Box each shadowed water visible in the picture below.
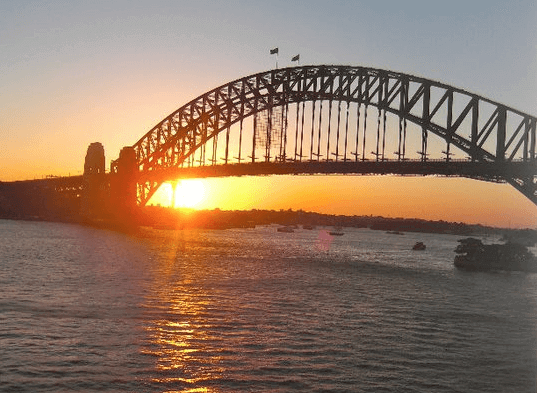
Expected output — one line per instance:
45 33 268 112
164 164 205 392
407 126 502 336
1 219 536 392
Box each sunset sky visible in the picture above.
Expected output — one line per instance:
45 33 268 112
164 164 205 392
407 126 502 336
1 0 537 228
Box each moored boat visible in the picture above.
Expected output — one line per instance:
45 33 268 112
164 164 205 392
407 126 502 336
454 238 537 273
329 231 344 236
329 226 344 236
412 242 426 250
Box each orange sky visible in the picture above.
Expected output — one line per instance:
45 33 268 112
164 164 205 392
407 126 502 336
2 1 536 229
150 175 537 229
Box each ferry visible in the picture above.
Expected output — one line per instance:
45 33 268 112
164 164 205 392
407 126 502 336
454 238 537 272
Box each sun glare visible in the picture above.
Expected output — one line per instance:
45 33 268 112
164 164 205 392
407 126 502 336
172 180 205 208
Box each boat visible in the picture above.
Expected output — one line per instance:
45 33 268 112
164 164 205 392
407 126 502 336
302 224 315 230
329 231 344 236
454 238 537 273
412 242 426 250
329 227 344 236
387 231 405 235
277 226 294 233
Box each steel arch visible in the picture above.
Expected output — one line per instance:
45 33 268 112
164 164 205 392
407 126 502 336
113 65 537 206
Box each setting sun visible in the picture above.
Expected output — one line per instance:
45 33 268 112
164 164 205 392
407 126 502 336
172 180 205 208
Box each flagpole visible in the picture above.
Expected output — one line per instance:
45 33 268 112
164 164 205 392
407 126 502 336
270 47 279 69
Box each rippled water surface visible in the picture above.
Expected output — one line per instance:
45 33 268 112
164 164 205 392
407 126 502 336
1 219 536 392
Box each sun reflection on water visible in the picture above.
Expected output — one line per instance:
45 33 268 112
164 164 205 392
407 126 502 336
139 230 227 391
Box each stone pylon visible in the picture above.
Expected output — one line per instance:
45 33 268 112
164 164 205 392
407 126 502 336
81 142 109 218
109 146 139 222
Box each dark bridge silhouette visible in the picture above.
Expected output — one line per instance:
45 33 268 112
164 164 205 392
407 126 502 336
111 65 536 209
1 65 535 221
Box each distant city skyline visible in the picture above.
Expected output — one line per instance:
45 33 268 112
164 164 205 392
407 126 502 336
1 0 536 228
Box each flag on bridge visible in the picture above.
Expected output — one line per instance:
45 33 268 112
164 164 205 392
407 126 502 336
270 47 279 55
291 54 300 62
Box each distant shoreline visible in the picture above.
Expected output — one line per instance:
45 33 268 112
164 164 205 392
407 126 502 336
1 207 535 244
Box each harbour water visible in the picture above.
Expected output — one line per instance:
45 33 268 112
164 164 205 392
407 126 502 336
1 219 536 392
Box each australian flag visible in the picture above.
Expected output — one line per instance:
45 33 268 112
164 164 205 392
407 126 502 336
270 47 279 55
291 54 300 62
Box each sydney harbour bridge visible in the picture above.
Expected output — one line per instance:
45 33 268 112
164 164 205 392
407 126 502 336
1 65 536 220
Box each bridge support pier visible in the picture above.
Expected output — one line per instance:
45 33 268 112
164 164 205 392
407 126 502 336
81 142 109 219
110 146 139 222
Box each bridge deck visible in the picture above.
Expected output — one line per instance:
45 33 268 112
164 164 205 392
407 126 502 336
137 160 534 184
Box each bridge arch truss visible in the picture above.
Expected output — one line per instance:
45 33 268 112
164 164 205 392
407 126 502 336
113 65 537 206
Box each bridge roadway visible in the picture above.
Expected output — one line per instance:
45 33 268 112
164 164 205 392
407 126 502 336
137 159 534 185
0 175 85 220
0 159 533 221
0 175 84 194
1 159 531 200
